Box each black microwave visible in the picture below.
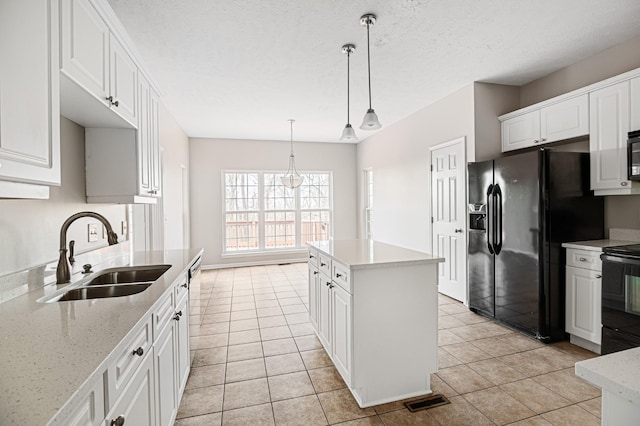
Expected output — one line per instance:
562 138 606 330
628 130 640 180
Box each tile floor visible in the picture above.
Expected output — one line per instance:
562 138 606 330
175 263 602 425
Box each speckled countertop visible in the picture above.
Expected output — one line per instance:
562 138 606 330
0 246 203 426
576 347 640 405
561 239 638 252
309 239 444 269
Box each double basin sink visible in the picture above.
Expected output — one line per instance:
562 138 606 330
45 264 171 303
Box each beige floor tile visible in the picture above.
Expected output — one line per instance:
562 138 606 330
333 416 383 425
295 335 323 351
256 299 280 308
268 371 315 401
541 405 600 425
223 378 271 411
276 291 299 299
192 347 227 367
199 321 230 335
498 333 545 351
578 397 601 418
317 388 375 424
449 311 489 325
186 364 226 389
506 416 553 425
229 318 259 332
259 315 288 328
377 408 439 425
498 349 564 377
300 348 333 370
272 395 328 426
289 322 315 337
175 412 222 425
430 373 458 398
285 312 309 324
265 352 306 376
438 347 463 368
230 309 258 321
438 302 469 315
531 368 601 403
202 312 231 324
426 395 494 426
280 297 304 307
439 315 467 329
228 329 261 345
261 325 293 341
464 387 536 425
308 366 347 393
436 364 494 394
262 337 299 357
221 403 274 426
442 342 493 363
231 295 254 303
254 292 277 300
258 307 284 317
469 335 521 357
438 329 466 346
227 341 264 362
199 333 230 349
281 304 307 314
225 358 266 383
370 398 405 415
467 357 526 385
207 304 231 314
177 385 224 418
499 378 571 413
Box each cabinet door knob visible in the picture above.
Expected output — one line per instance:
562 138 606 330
106 95 114 104
309 254 315 259
579 257 587 262
113 100 119 107
181 282 188 288
132 347 144 357
329 284 335 289
173 313 181 321
533 139 540 144
110 415 125 426
595 274 602 279
621 181 628 186
540 138 547 142
336 273 342 278
326 282 331 286
313 271 318 275
320 262 326 267
454 229 463 233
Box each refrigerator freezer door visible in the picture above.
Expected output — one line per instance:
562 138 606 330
468 160 495 317
494 151 542 335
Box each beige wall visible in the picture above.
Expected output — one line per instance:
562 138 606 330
474 83 520 162
189 138 357 268
160 103 190 250
0 117 128 277
519 35 640 232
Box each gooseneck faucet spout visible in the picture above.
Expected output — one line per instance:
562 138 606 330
56 211 118 284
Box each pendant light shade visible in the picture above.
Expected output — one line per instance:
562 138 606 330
340 44 358 142
281 119 304 188
359 13 382 131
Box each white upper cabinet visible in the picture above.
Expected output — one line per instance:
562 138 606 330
0 0 60 197
501 95 588 152
589 81 640 195
60 0 138 128
631 76 640 132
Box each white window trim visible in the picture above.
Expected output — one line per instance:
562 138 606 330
222 170 333 255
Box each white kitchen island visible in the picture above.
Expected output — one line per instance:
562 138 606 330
307 239 444 408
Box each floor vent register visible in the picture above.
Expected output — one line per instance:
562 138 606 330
404 394 450 412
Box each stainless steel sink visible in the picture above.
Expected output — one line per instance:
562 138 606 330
85 265 170 285
54 283 153 302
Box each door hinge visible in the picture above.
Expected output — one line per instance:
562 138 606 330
430 165 433 172
431 217 434 223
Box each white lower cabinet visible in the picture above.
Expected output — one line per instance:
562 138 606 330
317 271 333 351
331 283 352 384
154 318 177 426
565 248 602 353
66 376 105 426
175 294 190 395
104 350 155 426
307 261 320 329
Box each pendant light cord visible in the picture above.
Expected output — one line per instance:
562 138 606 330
366 20 372 110
289 119 294 155
347 49 351 124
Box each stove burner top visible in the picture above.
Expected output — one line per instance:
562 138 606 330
602 244 640 257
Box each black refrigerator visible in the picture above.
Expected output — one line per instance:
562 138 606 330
468 149 604 342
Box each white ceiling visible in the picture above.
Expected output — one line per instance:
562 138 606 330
107 0 640 143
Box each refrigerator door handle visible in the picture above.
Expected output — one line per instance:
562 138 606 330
486 184 495 254
493 183 503 255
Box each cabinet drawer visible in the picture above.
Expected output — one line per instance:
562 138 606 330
308 247 319 267
63 375 105 426
566 248 602 272
106 316 152 409
175 272 189 305
153 291 175 338
332 261 351 293
318 254 332 276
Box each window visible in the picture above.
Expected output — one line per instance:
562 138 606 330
223 171 332 253
364 169 373 239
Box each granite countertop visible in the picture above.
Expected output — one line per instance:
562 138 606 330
0 246 203 426
309 239 444 269
575 347 640 405
561 239 638 252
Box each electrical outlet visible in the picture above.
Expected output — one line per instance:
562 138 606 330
121 220 128 236
88 223 99 242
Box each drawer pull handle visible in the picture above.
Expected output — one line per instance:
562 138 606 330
313 271 318 275
110 415 125 426
336 273 342 278
181 282 188 288
132 347 144 357
595 274 602 279
326 282 331 286
320 262 326 267
329 284 334 289
578 257 587 262
173 314 181 321
310 254 315 259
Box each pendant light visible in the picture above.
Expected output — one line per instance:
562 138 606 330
340 44 358 141
281 119 304 188
359 13 382 130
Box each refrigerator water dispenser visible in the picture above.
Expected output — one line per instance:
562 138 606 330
469 204 486 230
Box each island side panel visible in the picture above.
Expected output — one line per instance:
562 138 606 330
351 262 439 407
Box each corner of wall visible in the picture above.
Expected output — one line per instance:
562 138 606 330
473 82 520 162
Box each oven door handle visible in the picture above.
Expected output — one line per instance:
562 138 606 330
601 253 640 266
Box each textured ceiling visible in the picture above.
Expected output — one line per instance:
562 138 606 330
107 0 640 143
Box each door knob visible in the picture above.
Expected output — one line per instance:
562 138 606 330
454 229 463 233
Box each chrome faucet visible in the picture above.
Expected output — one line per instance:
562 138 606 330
56 211 118 284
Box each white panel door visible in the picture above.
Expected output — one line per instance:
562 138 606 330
431 138 467 302
109 34 138 125
565 265 602 344
317 273 332 351
501 111 540 152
